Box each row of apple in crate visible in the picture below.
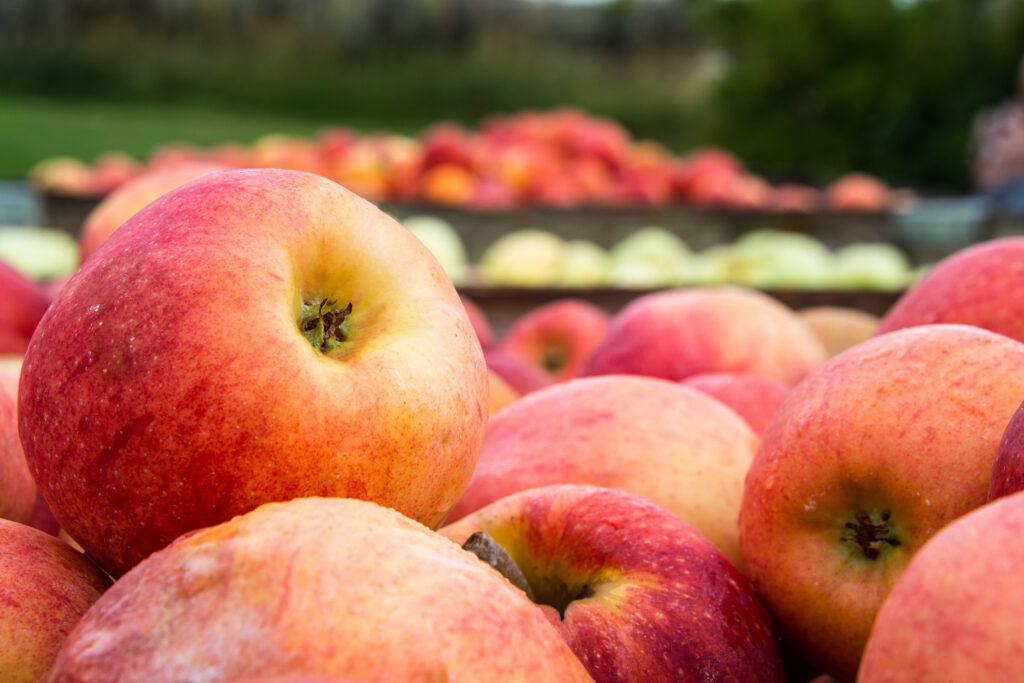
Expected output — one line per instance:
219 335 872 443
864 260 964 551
407 215 923 292
26 107 899 212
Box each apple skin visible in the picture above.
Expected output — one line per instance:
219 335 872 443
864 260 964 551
488 370 520 416
825 173 891 212
448 375 757 569
0 353 23 403
48 497 592 682
798 306 880 358
681 372 791 436
484 348 555 396
857 491 1024 682
988 398 1024 500
0 518 111 683
876 237 1024 344
440 485 786 682
0 260 51 355
500 298 610 382
460 296 496 350
78 160 231 262
1 389 35 524
19 168 489 577
581 286 827 385
739 324 1024 682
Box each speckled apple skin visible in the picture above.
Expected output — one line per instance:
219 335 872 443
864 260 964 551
1 389 34 524
877 237 1024 342
0 519 111 683
441 485 786 683
858 491 1024 682
580 286 827 385
682 372 792 436
448 375 758 569
500 299 610 382
47 498 592 683
739 324 1024 682
989 399 1024 500
18 169 489 577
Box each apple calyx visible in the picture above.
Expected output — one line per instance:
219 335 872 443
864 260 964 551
462 531 536 601
841 510 901 561
540 347 567 374
300 298 353 354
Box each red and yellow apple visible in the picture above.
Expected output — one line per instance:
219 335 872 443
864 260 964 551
448 375 758 568
988 398 1024 501
500 299 610 382
681 372 791 436
0 519 111 682
1 389 35 524
19 169 489 576
484 348 554 396
441 485 787 682
48 497 591 682
0 260 51 355
739 324 1024 681
798 306 880 358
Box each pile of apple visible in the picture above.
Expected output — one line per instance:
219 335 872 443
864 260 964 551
4 167 1024 682
29 107 897 212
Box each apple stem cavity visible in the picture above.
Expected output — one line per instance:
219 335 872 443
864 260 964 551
461 531 536 602
300 298 353 354
841 510 901 561
541 347 567 374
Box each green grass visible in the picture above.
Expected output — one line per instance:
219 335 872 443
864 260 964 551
0 93 428 180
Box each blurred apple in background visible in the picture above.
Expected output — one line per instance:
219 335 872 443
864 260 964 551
798 306 880 358
0 226 79 282
877 236 1024 343
500 299 610 382
557 239 612 287
681 372 791 436
19 169 489 577
740 324 1024 681
0 260 51 355
769 183 821 212
608 226 691 288
441 485 787 682
832 243 912 290
483 348 554 396
582 286 827 385
78 159 231 262
725 229 836 289
402 214 470 285
858 491 1024 682
1 390 35 525
0 519 111 683
449 375 758 569
460 296 496 350
826 173 891 212
27 156 100 197
479 229 567 287
48 498 591 682
0 354 22 402
488 370 520 416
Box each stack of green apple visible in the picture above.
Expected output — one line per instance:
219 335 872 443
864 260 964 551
6 168 1024 682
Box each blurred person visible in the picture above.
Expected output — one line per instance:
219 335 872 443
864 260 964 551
971 57 1024 214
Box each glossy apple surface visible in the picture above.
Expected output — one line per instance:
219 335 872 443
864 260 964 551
442 485 785 682
19 169 489 576
48 497 591 682
740 324 1024 681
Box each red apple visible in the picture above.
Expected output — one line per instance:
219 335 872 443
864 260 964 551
1 390 34 524
681 372 791 436
581 286 827 385
858 491 1024 682
48 497 591 681
441 485 787 682
0 354 22 403
798 306 880 358
488 370 520 416
988 398 1024 501
484 348 555 396
460 296 496 349
825 173 891 212
78 160 231 262
500 299 610 382
739 324 1024 681
877 236 1024 344
448 375 758 569
0 260 51 354
19 169 489 576
769 183 821 212
0 518 111 682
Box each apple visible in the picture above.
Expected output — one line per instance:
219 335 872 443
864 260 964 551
798 306 880 358
48 497 591 681
556 240 612 288
479 229 567 287
857 491 1024 682
988 398 1024 501
500 299 610 382
726 229 836 290
581 286 827 385
608 227 691 288
484 348 554 396
27 156 99 197
1 389 34 525
402 215 469 286
488 370 520 416
0 226 79 282
0 354 22 402
0 260 51 355
460 296 496 350
681 372 791 436
448 375 758 569
832 243 911 291
440 485 787 682
739 324 1024 681
877 236 1024 343
79 159 231 262
19 168 489 577
0 519 111 683
825 173 891 212
769 183 821 212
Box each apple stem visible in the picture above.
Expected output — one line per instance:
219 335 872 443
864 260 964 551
842 510 901 560
300 298 353 354
461 531 536 602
